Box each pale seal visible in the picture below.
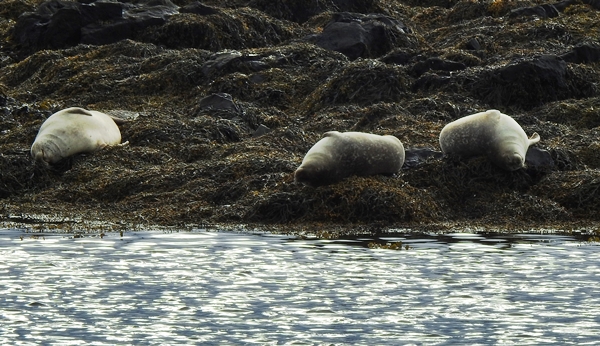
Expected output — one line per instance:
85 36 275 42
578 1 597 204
294 131 405 187
439 109 540 171
31 107 123 164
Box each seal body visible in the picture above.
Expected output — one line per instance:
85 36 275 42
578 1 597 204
439 109 540 171
31 107 122 164
294 131 405 187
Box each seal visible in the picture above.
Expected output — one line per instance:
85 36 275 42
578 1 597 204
439 109 540 171
31 107 123 165
294 131 405 187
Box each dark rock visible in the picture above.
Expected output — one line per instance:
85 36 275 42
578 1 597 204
201 51 270 78
11 0 178 56
403 148 444 169
11 0 84 53
561 44 600 64
509 4 560 18
509 0 588 17
252 124 271 137
198 93 240 113
465 38 481 51
82 1 179 45
306 12 410 60
525 147 554 169
471 55 591 110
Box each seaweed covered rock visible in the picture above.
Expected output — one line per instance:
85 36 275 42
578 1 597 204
3 0 600 232
305 12 415 60
248 0 382 23
305 59 411 111
247 177 446 224
141 7 302 50
561 43 600 64
10 0 179 57
471 55 596 110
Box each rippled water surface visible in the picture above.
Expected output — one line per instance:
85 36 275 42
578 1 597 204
1 228 599 345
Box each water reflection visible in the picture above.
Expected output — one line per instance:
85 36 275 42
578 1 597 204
1 228 599 345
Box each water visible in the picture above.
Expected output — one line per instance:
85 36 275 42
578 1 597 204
1 228 599 345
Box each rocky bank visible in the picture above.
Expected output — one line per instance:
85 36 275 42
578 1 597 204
1 0 600 236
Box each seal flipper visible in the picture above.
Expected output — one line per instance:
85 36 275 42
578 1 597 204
528 132 540 145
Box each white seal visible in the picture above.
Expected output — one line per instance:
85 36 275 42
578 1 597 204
439 109 540 171
294 131 405 187
31 107 123 164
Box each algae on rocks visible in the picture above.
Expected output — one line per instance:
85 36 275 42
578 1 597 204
1 0 600 234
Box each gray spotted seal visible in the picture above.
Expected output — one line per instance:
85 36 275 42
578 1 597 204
439 109 540 171
31 107 123 164
294 131 405 187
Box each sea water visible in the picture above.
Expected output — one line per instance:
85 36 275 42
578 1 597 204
0 228 599 345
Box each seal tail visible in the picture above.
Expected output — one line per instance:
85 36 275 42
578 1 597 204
528 132 540 145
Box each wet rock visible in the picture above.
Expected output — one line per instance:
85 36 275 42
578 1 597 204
10 0 179 57
561 44 600 64
201 51 270 78
525 147 554 169
465 38 481 51
193 93 261 137
198 93 240 113
252 124 271 137
403 148 444 169
82 0 179 46
306 12 411 60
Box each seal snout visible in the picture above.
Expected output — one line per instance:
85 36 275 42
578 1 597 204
31 143 46 162
31 145 51 167
294 166 322 186
501 152 525 171
294 167 309 183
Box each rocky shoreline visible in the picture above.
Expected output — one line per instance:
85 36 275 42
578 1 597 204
1 0 600 236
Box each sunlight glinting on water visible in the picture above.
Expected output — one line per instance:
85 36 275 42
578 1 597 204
0 229 599 345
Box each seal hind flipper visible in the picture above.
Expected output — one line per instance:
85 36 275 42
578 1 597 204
529 132 540 144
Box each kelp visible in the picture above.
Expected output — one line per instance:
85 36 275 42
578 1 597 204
2 0 600 234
